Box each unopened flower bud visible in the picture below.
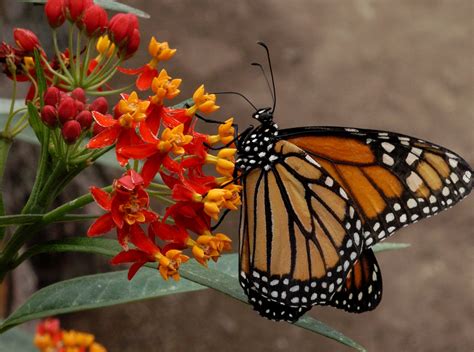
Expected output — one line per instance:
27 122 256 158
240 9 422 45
45 0 66 28
123 28 140 59
43 86 61 107
65 0 92 22
82 5 108 36
62 120 82 144
40 105 58 128
71 87 86 103
89 97 108 114
76 110 93 130
13 28 40 52
109 13 138 46
57 97 77 124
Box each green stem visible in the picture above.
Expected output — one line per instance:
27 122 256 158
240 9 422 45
75 29 82 82
87 83 135 96
68 23 76 84
40 56 70 84
80 37 94 85
21 128 51 214
52 30 74 82
83 46 118 86
3 74 17 133
42 185 112 224
85 66 119 91
0 139 12 241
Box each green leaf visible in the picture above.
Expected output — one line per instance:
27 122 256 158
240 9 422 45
0 268 204 334
0 326 35 352
372 242 410 252
19 0 150 18
26 102 43 143
5 237 368 350
7 238 409 349
33 49 47 106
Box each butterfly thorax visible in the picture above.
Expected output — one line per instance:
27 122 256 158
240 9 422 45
236 108 280 172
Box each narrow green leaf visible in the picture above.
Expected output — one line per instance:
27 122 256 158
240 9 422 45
26 102 43 143
295 316 366 352
372 242 410 253
0 326 35 352
33 49 47 105
19 0 150 18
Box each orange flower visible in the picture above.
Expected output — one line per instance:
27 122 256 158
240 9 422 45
156 249 189 280
207 117 235 145
158 123 193 155
201 183 242 219
119 37 177 90
117 91 150 126
191 233 232 266
186 85 220 115
151 69 182 105
206 148 237 177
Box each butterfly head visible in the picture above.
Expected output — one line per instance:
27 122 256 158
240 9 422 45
252 107 274 124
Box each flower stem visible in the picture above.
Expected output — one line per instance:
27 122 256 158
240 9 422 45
68 23 77 84
52 30 74 82
3 73 17 133
0 138 12 241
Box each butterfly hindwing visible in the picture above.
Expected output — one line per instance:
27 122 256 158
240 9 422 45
239 140 364 322
280 126 473 248
329 248 382 313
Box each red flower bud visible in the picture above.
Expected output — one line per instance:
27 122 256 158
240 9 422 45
123 28 140 59
62 120 82 144
40 105 58 128
109 13 138 46
43 86 61 107
75 100 85 112
65 0 93 22
57 97 77 124
13 28 40 52
82 5 108 36
89 97 108 114
71 87 86 103
75 110 93 129
45 0 66 28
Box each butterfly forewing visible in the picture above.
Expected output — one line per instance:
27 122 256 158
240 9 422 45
281 126 473 248
239 140 364 322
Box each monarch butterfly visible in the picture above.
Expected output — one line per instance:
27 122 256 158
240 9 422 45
230 42 473 322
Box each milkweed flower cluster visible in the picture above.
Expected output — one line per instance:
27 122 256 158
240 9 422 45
34 318 106 352
0 0 240 282
87 81 239 280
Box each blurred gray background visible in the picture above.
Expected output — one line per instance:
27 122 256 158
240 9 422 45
1 0 473 351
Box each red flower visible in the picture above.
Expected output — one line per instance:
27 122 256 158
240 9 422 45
108 13 138 46
111 225 189 281
87 92 150 166
44 0 66 28
13 28 40 52
65 0 92 22
82 5 108 36
88 170 158 249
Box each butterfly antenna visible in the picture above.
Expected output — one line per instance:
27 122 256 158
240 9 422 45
251 62 275 103
257 41 277 112
213 91 258 111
